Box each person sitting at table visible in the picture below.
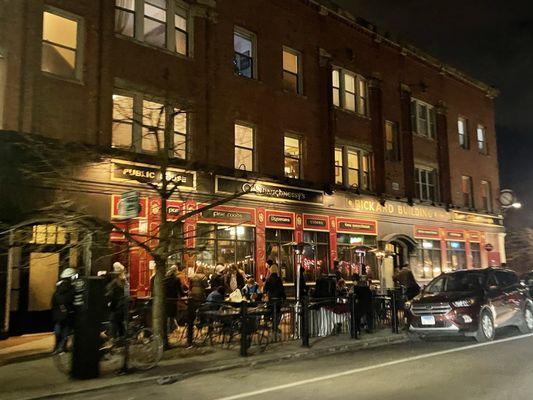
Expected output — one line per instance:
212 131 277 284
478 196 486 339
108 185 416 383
224 264 245 293
242 277 262 301
206 286 226 310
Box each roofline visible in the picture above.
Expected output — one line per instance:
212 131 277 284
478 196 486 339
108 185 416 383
308 0 499 99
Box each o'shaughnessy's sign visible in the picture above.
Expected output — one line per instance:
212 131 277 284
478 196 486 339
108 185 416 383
216 176 324 204
111 160 195 189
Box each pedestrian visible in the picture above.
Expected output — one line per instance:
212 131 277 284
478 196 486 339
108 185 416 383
106 262 128 340
395 263 420 300
263 264 286 328
164 265 183 334
51 267 76 353
352 275 374 333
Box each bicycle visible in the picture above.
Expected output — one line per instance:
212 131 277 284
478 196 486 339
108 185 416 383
54 310 163 375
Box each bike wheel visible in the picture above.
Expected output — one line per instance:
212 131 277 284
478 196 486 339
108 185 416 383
53 334 73 375
129 328 163 370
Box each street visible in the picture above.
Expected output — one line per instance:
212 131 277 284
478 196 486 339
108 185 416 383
70 330 533 400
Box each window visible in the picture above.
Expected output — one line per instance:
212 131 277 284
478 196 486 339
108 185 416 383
331 67 368 116
41 10 82 80
112 91 188 158
284 135 301 179
462 176 474 208
302 231 330 282
415 240 442 280
458 117 469 149
337 234 377 280
234 123 254 171
471 243 481 268
477 125 487 154
385 121 401 161
481 180 492 212
335 146 372 190
234 28 255 78
411 99 436 139
114 0 190 56
415 167 438 202
445 241 466 272
266 229 294 283
282 47 301 94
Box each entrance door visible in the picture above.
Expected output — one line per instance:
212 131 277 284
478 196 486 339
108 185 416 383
388 241 406 269
28 253 60 312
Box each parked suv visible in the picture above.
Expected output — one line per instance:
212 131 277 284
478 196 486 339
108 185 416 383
406 268 533 342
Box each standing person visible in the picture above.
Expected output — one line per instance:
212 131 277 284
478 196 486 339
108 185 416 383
106 262 128 340
224 264 245 293
51 268 76 353
352 275 374 333
333 260 342 282
210 263 225 289
186 265 208 345
395 263 420 300
164 265 182 334
263 264 286 328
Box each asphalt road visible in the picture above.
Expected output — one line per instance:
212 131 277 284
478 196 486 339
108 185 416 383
71 329 533 400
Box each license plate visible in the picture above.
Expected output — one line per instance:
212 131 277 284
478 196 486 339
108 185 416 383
421 315 436 326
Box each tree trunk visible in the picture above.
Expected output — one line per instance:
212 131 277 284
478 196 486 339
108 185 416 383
152 258 167 347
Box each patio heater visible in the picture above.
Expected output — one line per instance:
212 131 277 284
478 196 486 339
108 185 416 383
282 241 312 302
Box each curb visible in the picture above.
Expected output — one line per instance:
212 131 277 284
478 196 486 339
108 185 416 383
21 333 409 400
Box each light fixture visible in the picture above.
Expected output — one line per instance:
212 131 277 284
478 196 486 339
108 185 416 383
512 202 522 209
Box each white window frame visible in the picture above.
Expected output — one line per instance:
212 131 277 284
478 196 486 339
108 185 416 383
415 166 439 202
477 125 487 154
334 145 372 191
41 7 84 82
481 180 492 212
234 122 255 172
411 98 436 139
114 0 193 57
284 134 302 179
282 46 302 94
331 66 369 116
112 89 188 159
458 116 469 149
234 26 257 79
461 175 474 208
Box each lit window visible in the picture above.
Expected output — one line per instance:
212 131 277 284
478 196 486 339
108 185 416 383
234 28 255 78
462 175 474 208
115 0 190 56
282 47 301 94
41 10 81 80
458 117 469 149
411 99 436 139
477 125 487 154
112 91 187 158
335 145 372 190
481 180 492 212
331 67 368 116
385 121 400 161
415 167 438 202
284 135 301 179
235 123 255 171
31 224 67 245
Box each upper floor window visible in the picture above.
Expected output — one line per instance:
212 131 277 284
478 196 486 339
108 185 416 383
458 117 469 149
284 135 301 179
385 121 401 161
332 67 368 116
114 0 190 56
415 167 438 202
41 9 82 80
234 27 255 78
282 47 301 94
477 125 487 154
461 175 474 208
411 99 436 139
481 180 492 212
112 91 187 158
234 123 255 171
335 145 372 191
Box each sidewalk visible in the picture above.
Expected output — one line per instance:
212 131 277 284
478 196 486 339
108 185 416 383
0 330 409 400
0 333 54 366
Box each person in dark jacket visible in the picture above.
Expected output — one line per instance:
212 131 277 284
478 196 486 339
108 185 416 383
206 286 226 310
52 268 77 353
394 263 420 300
333 260 342 282
164 265 184 333
352 276 374 333
263 264 286 328
106 262 128 339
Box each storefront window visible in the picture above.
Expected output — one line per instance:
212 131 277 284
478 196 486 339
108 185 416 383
266 229 294 283
302 231 329 282
415 240 442 280
336 234 377 280
471 243 481 268
445 241 466 272
196 224 255 277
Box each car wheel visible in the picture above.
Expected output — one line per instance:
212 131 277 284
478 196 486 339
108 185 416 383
475 310 495 342
519 305 533 334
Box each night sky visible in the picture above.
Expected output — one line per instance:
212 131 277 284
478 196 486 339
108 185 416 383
335 0 533 228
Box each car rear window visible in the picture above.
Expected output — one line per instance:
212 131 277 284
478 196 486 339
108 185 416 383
495 271 518 287
425 272 486 293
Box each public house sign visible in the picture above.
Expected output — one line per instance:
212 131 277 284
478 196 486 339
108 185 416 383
111 160 195 189
216 176 324 204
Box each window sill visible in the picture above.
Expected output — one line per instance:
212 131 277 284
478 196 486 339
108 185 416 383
412 132 435 141
41 71 84 86
333 106 371 120
281 89 308 100
114 33 192 61
233 73 261 83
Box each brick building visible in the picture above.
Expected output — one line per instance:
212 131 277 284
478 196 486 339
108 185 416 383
0 0 504 335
